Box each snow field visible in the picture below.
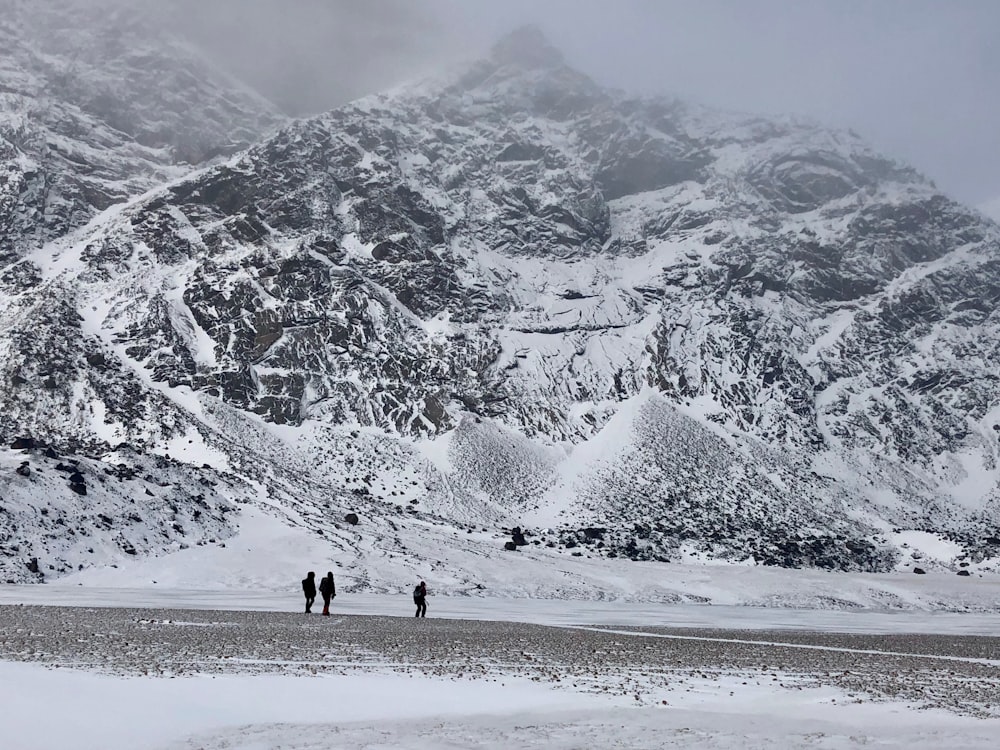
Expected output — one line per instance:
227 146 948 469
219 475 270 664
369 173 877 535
12 502 998 613
4 660 999 750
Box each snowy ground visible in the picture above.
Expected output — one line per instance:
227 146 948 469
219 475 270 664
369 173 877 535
3 658 998 750
3 584 1000 634
3 508 1000 750
11 504 1000 611
2 602 999 749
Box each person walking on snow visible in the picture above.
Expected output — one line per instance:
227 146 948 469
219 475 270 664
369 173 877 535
319 571 336 616
302 571 316 613
413 580 427 618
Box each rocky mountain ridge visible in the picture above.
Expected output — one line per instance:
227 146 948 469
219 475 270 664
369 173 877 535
0 0 281 262
2 24 999 585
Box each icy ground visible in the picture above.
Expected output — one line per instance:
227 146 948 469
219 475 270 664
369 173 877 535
1 600 999 749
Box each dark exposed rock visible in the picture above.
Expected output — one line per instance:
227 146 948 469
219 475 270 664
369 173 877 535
497 142 547 162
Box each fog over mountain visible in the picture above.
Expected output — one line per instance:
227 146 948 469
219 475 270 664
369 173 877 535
166 0 1000 208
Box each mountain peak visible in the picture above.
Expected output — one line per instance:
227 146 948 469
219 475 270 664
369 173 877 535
490 25 564 69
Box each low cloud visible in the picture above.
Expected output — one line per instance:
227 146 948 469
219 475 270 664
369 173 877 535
164 0 1000 205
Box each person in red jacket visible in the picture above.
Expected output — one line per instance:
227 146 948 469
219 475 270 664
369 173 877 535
319 571 336 615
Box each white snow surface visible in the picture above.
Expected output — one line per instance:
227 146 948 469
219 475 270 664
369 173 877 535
2 501 999 622
2 659 995 750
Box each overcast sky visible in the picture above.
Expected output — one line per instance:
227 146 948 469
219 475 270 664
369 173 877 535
172 0 1000 207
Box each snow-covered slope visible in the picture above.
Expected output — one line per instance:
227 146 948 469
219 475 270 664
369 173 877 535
2 26 999 585
0 0 280 262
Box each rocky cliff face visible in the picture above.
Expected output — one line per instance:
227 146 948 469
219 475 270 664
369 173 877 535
2 24 999 583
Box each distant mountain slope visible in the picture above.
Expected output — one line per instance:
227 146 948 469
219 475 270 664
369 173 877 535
0 0 281 261
2 26 999 583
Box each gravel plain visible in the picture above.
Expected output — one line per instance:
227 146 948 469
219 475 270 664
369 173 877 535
1 604 998 717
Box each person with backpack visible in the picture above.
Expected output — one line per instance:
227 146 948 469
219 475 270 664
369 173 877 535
319 571 336 616
413 580 427 617
302 571 317 613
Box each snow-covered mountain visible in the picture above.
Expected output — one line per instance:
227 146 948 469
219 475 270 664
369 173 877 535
0 0 280 262
2 24 999 586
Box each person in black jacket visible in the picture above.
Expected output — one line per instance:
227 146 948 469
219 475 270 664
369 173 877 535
302 571 316 613
319 571 336 616
413 580 427 618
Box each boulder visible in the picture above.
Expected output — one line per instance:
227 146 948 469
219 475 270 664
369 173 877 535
912 567 926 574
15 463 31 477
504 541 518 552
345 512 359 525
